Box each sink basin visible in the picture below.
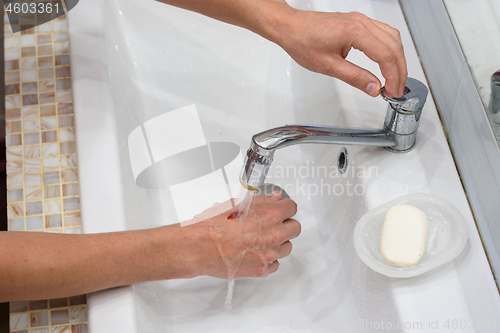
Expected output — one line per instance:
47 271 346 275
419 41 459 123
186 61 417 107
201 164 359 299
67 0 500 331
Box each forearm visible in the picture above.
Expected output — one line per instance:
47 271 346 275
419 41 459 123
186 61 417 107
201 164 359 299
155 0 295 45
0 224 210 302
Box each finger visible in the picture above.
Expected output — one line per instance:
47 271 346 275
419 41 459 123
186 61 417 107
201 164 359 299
328 56 382 97
264 260 280 276
371 20 407 96
349 26 401 97
282 218 301 241
267 219 301 246
259 198 298 222
276 240 293 259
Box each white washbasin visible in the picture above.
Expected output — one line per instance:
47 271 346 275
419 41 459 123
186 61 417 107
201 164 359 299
68 0 500 331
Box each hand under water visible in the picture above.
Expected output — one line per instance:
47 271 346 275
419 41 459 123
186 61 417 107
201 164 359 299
190 192 301 279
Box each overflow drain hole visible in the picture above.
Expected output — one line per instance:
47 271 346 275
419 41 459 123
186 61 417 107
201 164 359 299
338 148 348 174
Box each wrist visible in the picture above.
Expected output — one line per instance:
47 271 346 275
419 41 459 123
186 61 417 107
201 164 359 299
242 0 298 46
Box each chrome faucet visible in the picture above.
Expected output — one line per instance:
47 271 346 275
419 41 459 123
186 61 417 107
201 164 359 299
239 77 428 190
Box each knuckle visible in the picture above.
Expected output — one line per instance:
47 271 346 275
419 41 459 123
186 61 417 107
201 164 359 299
270 231 286 245
392 27 402 40
347 20 365 35
263 252 277 263
349 11 368 22
382 50 396 64
345 71 365 87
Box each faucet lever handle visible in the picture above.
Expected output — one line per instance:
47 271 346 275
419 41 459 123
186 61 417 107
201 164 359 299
381 77 428 113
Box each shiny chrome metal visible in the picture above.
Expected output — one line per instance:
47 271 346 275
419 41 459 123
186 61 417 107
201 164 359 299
490 70 500 124
240 77 429 189
381 77 428 152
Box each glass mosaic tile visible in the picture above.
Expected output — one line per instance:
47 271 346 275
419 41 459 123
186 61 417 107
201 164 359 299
56 66 70 78
5 83 19 94
4 119 19 134
42 130 57 143
6 146 22 160
7 203 24 218
43 157 59 170
38 44 52 56
23 119 39 131
10 301 28 313
24 145 41 158
61 169 77 182
60 142 75 154
26 201 43 215
60 155 76 169
50 299 68 309
51 309 69 325
56 90 72 103
63 183 79 197
58 115 73 128
45 185 60 198
70 306 87 323
25 173 42 187
45 199 62 214
40 80 55 92
41 117 57 130
59 128 75 142
7 173 23 189
24 132 40 145
22 105 39 119
5 107 21 120
46 214 62 228
6 160 23 174
5 95 21 108
39 67 54 79
30 310 49 327
21 69 36 81
27 216 44 230
24 158 41 173
42 143 58 157
22 81 37 93
5 13 88 332
63 197 79 211
6 133 22 146
53 42 69 55
21 57 36 69
5 70 20 83
64 212 81 227
8 217 25 231
25 187 43 201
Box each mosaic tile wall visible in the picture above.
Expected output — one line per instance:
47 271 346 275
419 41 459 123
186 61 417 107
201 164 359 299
4 12 89 333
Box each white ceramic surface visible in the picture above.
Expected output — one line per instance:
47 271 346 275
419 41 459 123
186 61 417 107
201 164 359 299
67 0 500 332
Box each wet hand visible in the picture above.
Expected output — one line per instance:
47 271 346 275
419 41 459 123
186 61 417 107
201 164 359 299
275 10 407 97
201 192 301 279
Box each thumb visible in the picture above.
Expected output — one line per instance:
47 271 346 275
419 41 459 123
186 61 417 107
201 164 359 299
252 190 283 204
330 58 381 97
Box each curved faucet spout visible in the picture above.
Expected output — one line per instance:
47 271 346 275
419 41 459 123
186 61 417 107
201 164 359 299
252 125 396 151
239 77 428 190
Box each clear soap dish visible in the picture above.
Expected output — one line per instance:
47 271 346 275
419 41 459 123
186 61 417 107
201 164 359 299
353 193 469 278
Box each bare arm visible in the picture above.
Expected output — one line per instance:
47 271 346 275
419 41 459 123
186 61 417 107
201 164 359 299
156 0 407 97
0 193 299 302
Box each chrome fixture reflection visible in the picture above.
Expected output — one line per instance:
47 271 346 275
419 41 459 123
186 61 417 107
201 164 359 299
239 78 428 190
490 70 500 124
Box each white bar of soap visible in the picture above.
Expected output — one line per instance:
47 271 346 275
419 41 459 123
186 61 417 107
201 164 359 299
380 205 428 267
